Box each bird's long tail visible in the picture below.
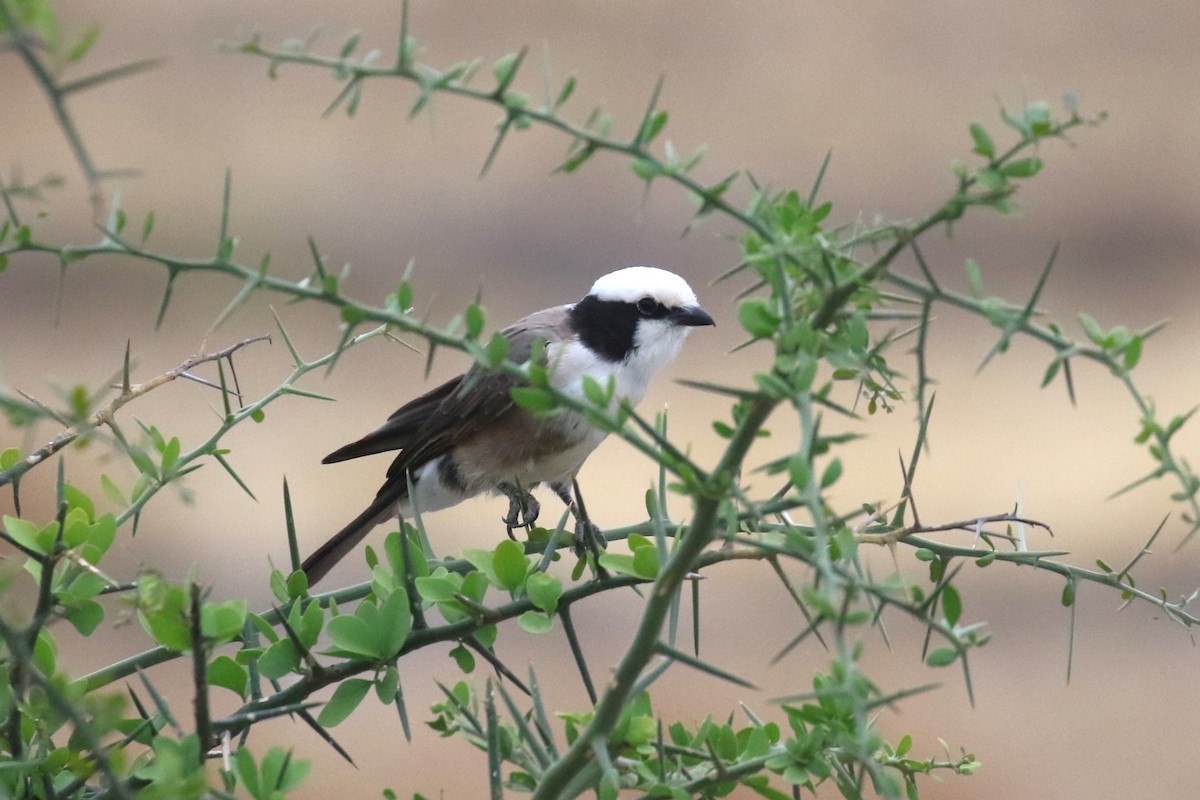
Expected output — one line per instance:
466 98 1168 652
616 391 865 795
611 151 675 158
301 492 400 584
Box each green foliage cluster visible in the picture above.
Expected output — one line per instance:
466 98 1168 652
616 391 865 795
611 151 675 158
2 1 1199 799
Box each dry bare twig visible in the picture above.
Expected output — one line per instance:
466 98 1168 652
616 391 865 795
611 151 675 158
0 335 269 487
856 506 1051 546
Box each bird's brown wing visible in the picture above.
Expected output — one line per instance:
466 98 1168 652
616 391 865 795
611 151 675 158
321 375 463 463
322 304 574 488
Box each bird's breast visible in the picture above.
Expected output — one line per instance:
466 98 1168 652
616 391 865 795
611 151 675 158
547 339 659 409
451 407 603 488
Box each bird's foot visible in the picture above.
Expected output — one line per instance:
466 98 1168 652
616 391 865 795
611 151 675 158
499 484 540 540
572 517 607 559
550 481 608 575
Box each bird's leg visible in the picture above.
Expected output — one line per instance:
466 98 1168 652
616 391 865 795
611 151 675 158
552 480 607 561
498 482 540 539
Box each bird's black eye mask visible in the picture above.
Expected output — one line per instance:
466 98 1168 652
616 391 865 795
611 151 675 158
569 295 648 362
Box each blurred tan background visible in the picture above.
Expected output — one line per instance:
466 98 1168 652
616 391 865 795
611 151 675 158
4 1 1200 797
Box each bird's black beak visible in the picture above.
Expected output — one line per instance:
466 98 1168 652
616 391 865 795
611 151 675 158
670 304 716 327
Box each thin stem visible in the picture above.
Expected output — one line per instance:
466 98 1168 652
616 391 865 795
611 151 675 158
531 395 775 800
0 0 103 216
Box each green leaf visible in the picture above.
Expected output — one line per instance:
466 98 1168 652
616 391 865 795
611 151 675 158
234 748 260 797
257 639 300 680
0 447 19 470
33 629 56 675
260 747 311 794
63 600 103 635
317 678 373 727
208 655 248 697
62 483 95 522
269 569 289 604
738 299 779 338
525 571 562 614
99 474 127 507
326 612 380 659
65 570 106 600
465 303 485 339
339 30 361 58
640 110 668 145
631 159 661 181
377 588 412 656
127 443 160 478
819 458 842 489
968 122 995 158
4 0 60 50
4 516 54 554
298 599 324 647
286 569 309 600
136 578 190 651
929 556 946 583
1061 579 1076 607
942 584 962 626
160 437 181 475
554 76 576 108
66 25 101 63
509 387 557 413
597 553 639 577
201 599 248 643
376 665 400 703
449 644 476 673
1024 100 1053 134
1078 313 1106 346
753 372 792 400
396 280 413 311
485 331 508 366
788 456 810 489
492 539 528 592
518 610 555 634
581 375 610 407
1040 359 1061 388
965 259 984 298
415 575 459 603
631 546 659 579
925 647 959 667
492 52 520 88
1124 335 1143 370
1000 157 1043 178
60 513 87 551
339 305 364 325
463 549 500 586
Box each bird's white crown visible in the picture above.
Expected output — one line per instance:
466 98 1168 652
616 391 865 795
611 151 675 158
588 266 697 308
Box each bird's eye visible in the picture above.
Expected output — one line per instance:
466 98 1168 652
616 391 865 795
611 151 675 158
636 297 659 317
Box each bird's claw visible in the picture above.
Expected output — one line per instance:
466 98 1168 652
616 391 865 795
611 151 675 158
501 488 540 539
572 517 606 558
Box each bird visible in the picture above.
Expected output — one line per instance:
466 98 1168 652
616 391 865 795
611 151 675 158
301 266 715 584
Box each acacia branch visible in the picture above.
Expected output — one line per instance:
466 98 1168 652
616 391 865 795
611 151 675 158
0 0 102 216
531 394 777 800
856 507 1051 546
0 335 270 488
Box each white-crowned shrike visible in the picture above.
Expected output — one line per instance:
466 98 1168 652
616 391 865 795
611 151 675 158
302 266 715 583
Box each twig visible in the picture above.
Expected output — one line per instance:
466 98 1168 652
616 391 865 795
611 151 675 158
856 507 1051 546
0 335 269 487
189 584 212 761
0 0 103 216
